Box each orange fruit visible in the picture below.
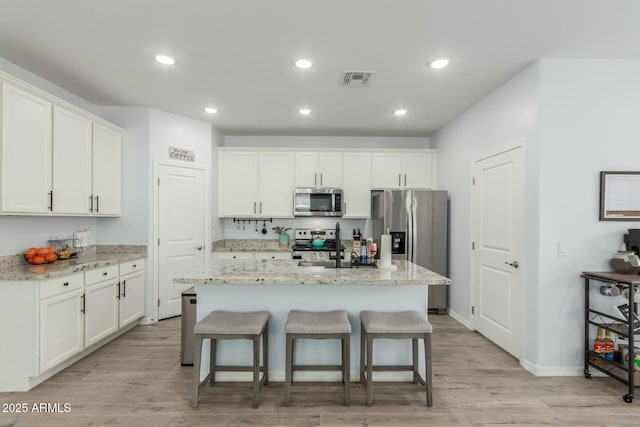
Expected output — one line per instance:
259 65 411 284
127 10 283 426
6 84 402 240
36 248 49 256
26 248 37 257
47 246 56 254
32 255 46 264
45 253 57 262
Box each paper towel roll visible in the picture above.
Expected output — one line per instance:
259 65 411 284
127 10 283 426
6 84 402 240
379 234 392 268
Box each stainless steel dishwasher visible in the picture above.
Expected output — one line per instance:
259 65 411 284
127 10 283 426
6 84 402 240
181 287 197 366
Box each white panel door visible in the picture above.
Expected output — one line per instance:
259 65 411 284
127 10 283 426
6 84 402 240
258 152 294 217
84 280 119 347
220 151 257 216
403 153 433 189
1 82 52 213
472 146 524 358
317 152 342 188
295 152 318 187
371 153 402 189
92 122 122 216
158 164 206 319
39 289 84 373
52 106 92 214
342 153 371 218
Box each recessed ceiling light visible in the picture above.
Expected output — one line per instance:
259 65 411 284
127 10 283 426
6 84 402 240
155 54 175 65
298 108 311 115
204 107 217 114
394 109 407 116
295 58 313 69
430 58 449 69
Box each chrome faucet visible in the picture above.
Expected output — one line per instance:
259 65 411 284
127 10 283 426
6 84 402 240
335 222 342 268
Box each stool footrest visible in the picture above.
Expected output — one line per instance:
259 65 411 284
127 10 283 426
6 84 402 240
213 365 266 372
292 364 344 371
363 364 416 372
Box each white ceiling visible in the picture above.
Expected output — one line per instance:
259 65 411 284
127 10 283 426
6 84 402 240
0 0 639 137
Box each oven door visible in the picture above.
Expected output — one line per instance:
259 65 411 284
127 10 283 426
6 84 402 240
294 188 343 217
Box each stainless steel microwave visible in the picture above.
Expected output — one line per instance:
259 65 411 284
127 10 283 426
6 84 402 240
294 188 343 217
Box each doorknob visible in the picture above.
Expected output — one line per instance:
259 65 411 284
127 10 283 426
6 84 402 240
504 260 519 269
194 245 204 251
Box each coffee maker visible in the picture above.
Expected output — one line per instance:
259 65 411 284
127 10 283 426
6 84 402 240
624 229 640 255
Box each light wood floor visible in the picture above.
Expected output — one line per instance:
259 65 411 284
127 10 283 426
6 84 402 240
1 315 638 426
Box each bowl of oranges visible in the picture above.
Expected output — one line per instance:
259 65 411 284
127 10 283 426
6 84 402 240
25 247 58 265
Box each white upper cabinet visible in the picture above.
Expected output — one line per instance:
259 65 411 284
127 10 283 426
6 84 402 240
295 152 342 188
0 76 123 217
1 82 53 213
258 152 294 217
342 153 371 218
92 122 122 216
219 150 294 218
372 152 435 189
219 151 258 217
52 106 92 215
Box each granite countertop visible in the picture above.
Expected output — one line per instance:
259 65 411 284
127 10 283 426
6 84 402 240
0 252 147 281
213 239 291 252
175 259 451 286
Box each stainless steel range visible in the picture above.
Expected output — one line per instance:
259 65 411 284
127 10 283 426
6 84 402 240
291 228 346 261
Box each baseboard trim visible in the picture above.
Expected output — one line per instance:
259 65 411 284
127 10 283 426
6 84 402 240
520 358 594 377
447 309 473 330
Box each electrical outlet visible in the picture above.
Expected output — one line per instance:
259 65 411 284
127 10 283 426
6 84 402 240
558 241 568 256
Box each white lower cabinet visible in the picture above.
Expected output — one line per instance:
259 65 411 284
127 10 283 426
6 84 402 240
39 288 84 373
214 251 291 261
118 260 145 327
214 252 255 260
84 277 119 347
254 252 291 260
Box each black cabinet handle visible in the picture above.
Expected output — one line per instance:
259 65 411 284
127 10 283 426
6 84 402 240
80 294 85 314
102 271 108 276
123 280 127 298
48 190 53 211
63 282 69 287
117 282 121 300
132 264 136 268
95 195 99 213
89 195 94 212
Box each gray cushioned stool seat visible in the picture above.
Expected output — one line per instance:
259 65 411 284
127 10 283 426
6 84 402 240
285 309 351 334
360 310 433 407
194 310 269 335
192 310 269 409
360 310 432 334
284 309 351 406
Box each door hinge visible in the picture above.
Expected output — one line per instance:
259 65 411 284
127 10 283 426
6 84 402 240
471 306 475 315
472 241 475 250
472 177 476 186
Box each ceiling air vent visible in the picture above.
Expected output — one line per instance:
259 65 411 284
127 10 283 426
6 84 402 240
341 71 374 87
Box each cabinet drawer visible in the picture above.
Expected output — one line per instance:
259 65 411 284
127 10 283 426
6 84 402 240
85 265 118 286
40 273 84 300
255 252 290 260
120 259 145 276
215 252 254 260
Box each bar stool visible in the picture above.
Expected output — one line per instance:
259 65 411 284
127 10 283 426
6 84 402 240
359 310 433 407
192 310 269 409
284 309 351 406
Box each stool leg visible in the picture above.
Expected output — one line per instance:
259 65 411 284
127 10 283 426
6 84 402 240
366 334 374 407
284 334 293 406
412 338 419 384
263 324 269 385
424 333 433 407
252 335 260 409
343 333 351 406
209 338 217 385
192 334 203 408
359 324 365 384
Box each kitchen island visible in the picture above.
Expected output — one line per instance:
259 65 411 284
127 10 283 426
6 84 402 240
176 259 450 382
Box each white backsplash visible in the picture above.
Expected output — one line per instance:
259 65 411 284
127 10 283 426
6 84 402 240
222 217 372 241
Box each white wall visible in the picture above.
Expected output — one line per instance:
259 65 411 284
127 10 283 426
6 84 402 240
534 59 640 370
224 135 430 149
431 62 541 345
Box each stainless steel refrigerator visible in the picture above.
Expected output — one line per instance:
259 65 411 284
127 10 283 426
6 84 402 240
371 190 449 313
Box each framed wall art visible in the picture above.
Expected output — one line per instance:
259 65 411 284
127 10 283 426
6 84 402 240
600 171 640 220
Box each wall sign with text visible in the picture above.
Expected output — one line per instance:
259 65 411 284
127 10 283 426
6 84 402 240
600 171 640 220
169 146 195 162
